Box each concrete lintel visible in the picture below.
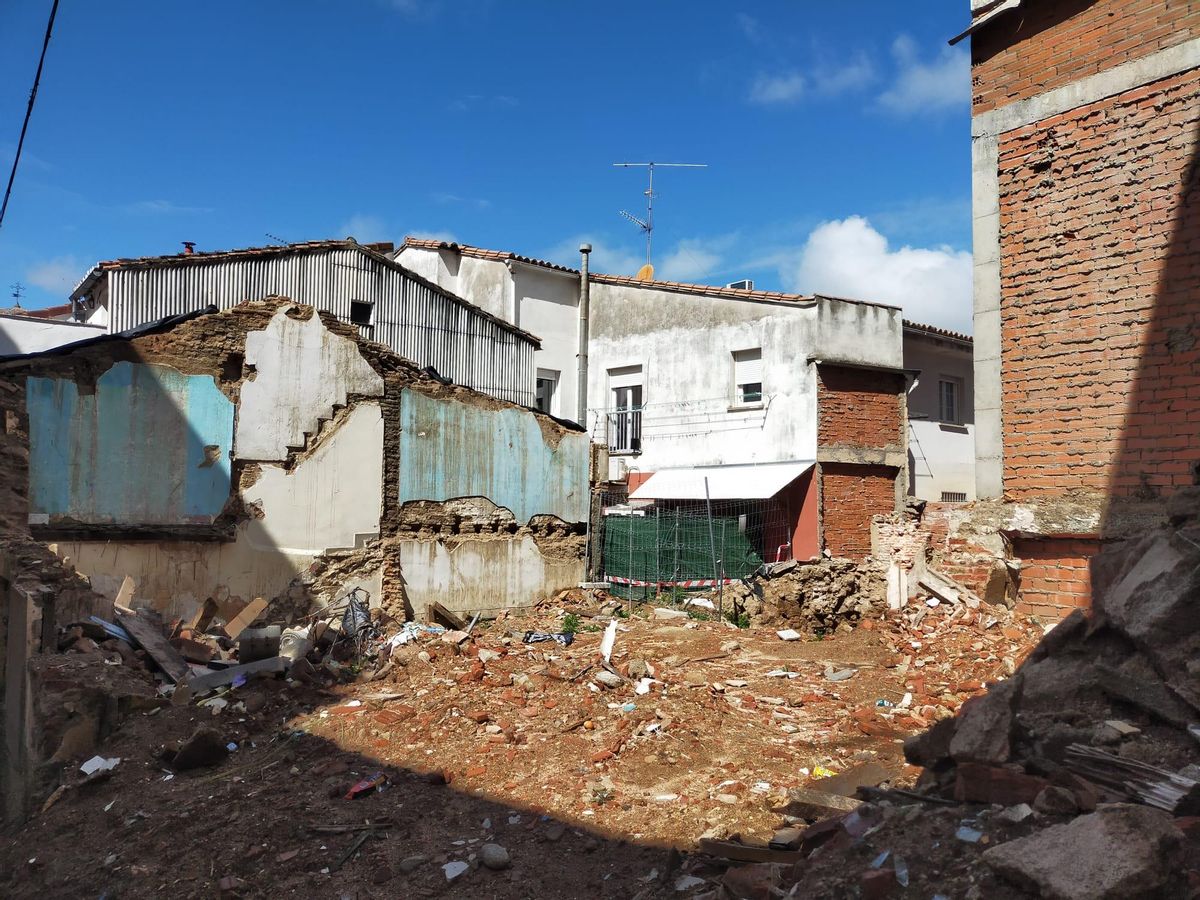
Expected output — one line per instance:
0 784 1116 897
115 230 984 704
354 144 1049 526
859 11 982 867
817 447 906 469
973 36 1200 137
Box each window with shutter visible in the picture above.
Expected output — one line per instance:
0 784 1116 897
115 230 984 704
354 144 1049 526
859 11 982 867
732 348 763 406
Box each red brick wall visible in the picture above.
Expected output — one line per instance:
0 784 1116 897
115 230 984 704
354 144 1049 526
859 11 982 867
971 0 1200 114
999 67 1200 501
816 366 904 450
821 464 897 560
1012 536 1100 618
921 503 998 598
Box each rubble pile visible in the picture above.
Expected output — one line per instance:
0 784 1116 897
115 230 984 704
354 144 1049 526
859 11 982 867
1 575 1045 898
723 557 885 630
692 495 1200 898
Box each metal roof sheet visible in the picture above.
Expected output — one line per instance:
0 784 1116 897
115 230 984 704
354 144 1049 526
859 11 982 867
629 461 815 501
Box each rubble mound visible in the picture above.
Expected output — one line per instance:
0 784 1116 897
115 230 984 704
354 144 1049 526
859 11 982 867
725 558 884 630
726 496 1200 897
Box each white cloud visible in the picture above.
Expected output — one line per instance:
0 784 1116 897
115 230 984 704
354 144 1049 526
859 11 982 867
26 256 84 294
878 34 970 115
123 199 213 215
338 214 390 243
545 235 643 277
748 72 806 105
784 216 972 333
736 13 764 43
813 54 875 95
432 192 491 210
657 236 733 283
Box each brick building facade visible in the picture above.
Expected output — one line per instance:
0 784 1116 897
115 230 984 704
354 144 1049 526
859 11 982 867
816 365 907 560
964 0 1200 617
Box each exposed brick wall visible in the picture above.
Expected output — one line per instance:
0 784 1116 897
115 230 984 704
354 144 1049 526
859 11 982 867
816 365 905 451
921 503 998 598
971 0 1200 114
1012 536 1100 619
999 67 1200 502
821 464 897 560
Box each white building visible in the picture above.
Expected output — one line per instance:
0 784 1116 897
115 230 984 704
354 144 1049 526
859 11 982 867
61 240 540 406
904 321 975 502
398 238 915 565
0 304 106 356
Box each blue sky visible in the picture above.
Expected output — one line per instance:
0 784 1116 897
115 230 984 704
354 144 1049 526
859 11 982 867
0 1 974 331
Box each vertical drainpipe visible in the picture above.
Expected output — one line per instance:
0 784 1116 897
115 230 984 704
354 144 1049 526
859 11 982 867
577 243 592 426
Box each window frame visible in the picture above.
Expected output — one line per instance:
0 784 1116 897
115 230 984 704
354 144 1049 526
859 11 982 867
348 299 374 327
938 376 962 425
731 347 764 409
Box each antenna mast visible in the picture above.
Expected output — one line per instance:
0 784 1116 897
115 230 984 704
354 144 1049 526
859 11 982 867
613 161 707 269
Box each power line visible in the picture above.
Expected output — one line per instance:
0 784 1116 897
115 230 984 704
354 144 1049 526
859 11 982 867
0 0 61 235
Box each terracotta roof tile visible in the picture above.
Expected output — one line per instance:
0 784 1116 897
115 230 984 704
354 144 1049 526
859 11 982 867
903 319 973 344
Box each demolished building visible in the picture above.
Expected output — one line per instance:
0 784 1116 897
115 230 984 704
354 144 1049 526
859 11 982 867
36 239 541 407
0 299 588 626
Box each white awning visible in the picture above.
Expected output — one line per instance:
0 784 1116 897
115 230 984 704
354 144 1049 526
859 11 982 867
629 461 815 501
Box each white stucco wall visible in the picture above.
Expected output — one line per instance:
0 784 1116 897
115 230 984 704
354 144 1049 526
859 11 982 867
0 315 105 357
397 536 584 615
243 402 383 553
588 285 823 477
512 267 580 418
904 330 975 501
236 308 384 461
396 247 513 321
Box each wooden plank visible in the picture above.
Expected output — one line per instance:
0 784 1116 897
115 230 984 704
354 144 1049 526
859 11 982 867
223 597 268 640
779 786 862 821
697 839 802 864
427 602 466 630
117 611 190 683
187 656 286 694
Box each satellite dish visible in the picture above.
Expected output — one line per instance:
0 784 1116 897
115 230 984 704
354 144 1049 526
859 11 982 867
634 263 655 281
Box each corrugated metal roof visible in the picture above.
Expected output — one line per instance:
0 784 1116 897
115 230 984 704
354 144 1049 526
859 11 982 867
71 239 540 346
629 461 815 501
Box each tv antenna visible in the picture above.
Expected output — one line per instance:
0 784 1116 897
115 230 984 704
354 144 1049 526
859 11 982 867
613 161 706 276
9 281 24 306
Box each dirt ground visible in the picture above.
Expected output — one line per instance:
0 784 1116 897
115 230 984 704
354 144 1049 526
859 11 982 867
0 595 1039 899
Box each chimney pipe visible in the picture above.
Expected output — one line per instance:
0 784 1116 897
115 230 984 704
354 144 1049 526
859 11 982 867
182 241 196 255
577 243 592 425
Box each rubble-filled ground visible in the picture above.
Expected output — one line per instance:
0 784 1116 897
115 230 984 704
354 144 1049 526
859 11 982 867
0 588 1040 899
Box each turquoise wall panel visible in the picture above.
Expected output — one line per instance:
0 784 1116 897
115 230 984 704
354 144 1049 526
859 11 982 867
397 389 587 523
27 361 234 526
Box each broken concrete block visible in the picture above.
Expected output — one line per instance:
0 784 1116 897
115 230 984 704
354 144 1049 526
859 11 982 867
953 762 1048 806
948 674 1021 765
983 804 1184 900
652 608 689 621
779 786 861 821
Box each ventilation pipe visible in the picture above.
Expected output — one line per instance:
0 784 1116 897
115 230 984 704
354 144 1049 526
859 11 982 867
577 243 592 424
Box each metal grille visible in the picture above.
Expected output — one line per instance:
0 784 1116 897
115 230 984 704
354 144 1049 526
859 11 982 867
940 491 968 503
598 490 790 600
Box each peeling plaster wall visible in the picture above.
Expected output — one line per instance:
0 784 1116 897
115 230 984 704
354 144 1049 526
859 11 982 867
244 402 383 554
396 535 582 616
26 362 233 527
236 308 384 461
397 389 588 524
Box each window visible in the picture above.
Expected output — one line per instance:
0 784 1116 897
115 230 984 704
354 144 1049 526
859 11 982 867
607 365 643 453
732 348 763 406
349 300 374 326
938 377 961 424
535 369 559 415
